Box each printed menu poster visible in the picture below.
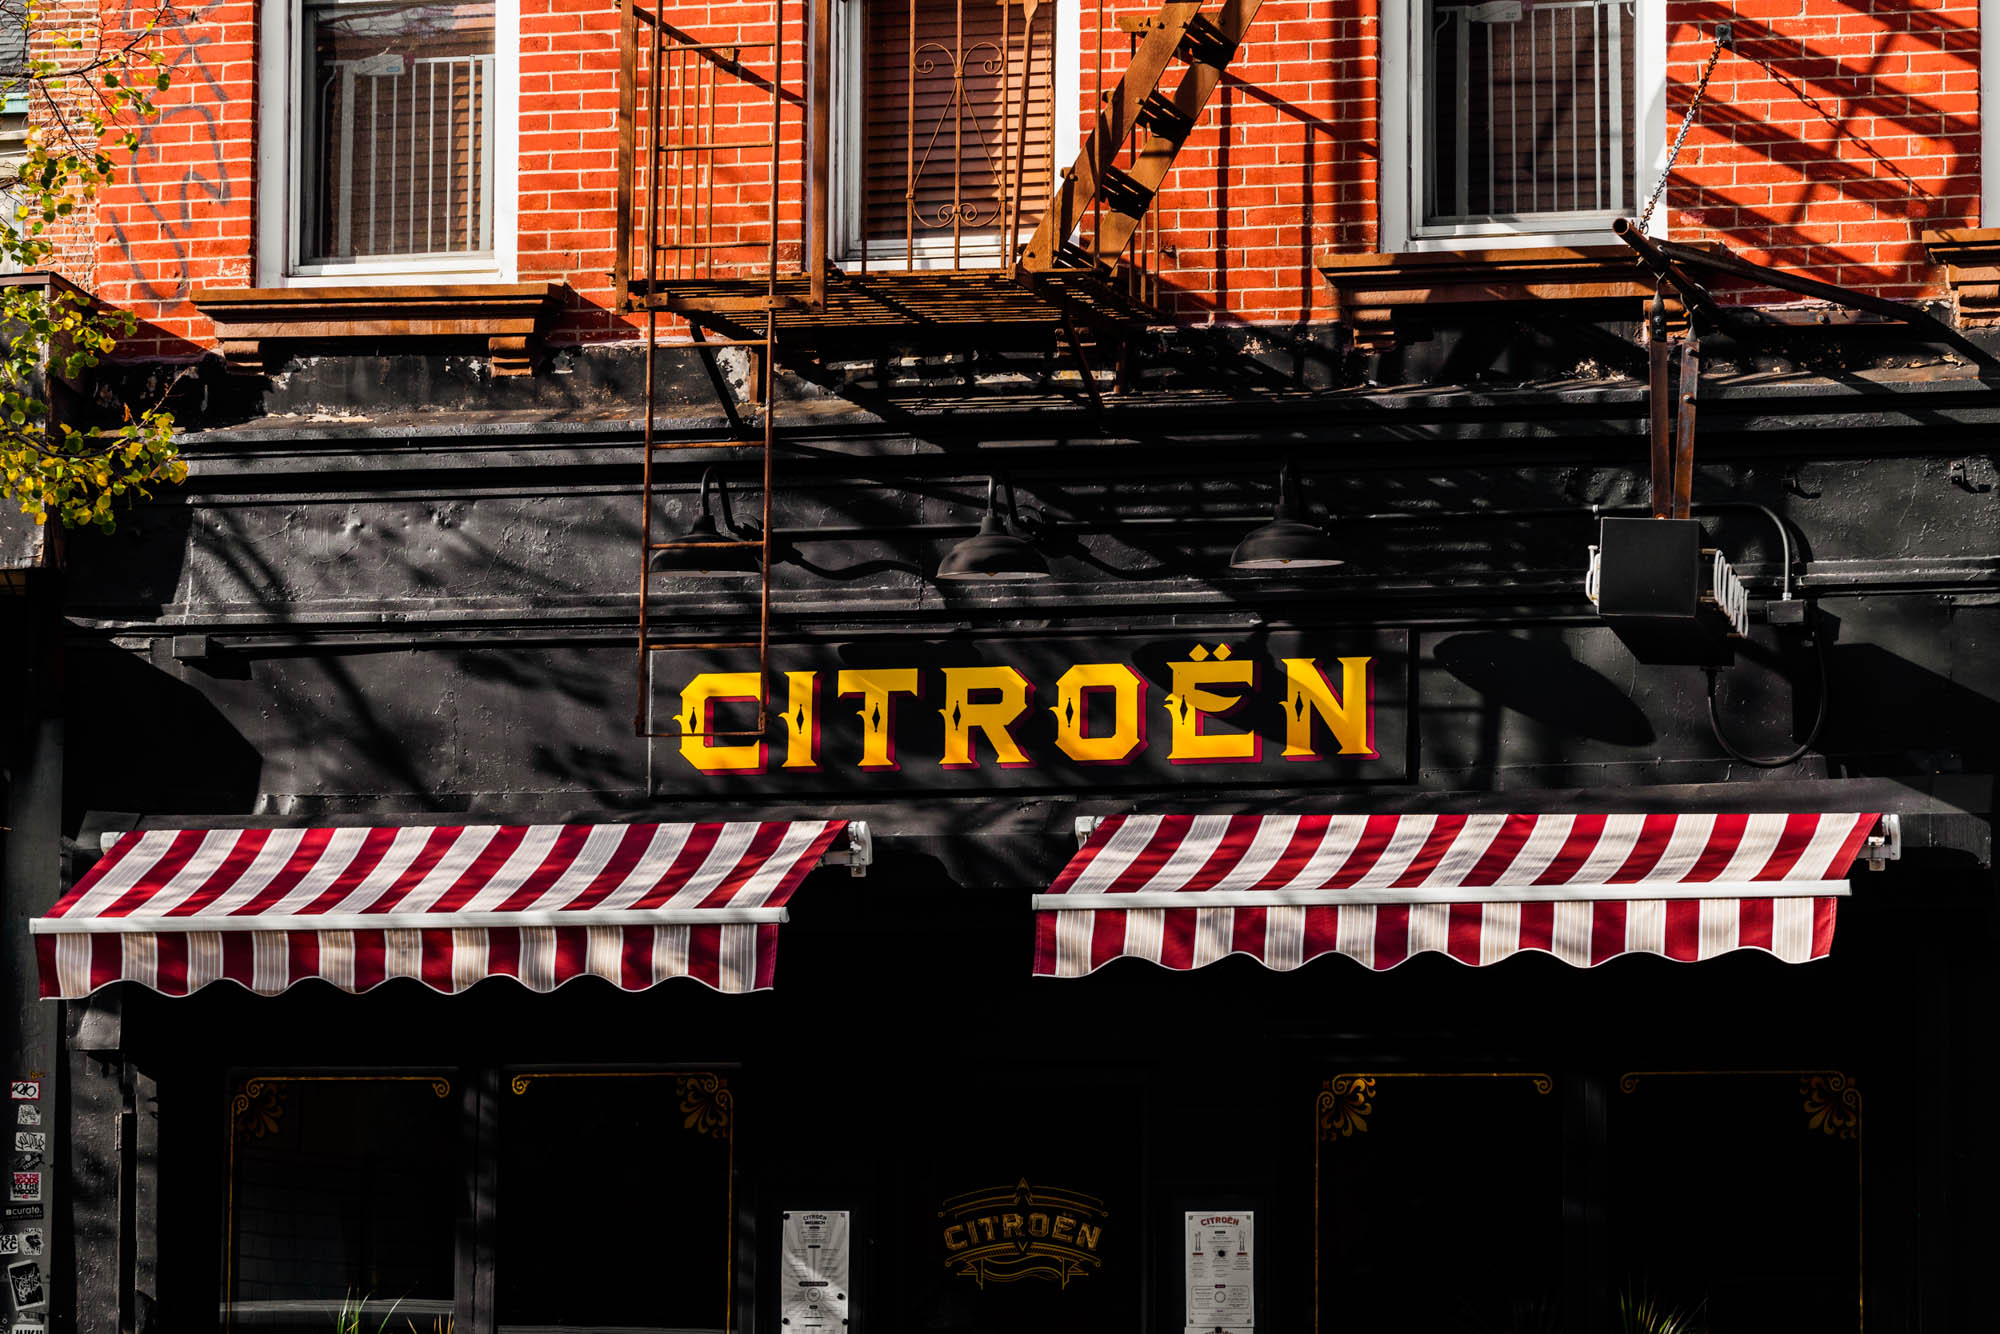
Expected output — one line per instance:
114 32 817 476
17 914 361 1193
1184 1211 1254 1332
780 1209 850 1331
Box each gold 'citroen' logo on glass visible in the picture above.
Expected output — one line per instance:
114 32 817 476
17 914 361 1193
939 1179 1108 1289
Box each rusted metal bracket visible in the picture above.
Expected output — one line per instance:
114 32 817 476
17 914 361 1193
1673 337 1699 520
1645 284 1699 519
1616 218 1929 326
1647 288 1673 519
1061 319 1108 417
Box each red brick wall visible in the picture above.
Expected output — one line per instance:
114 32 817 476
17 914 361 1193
85 0 254 359
49 0 1987 357
1658 1 1979 302
23 0 106 288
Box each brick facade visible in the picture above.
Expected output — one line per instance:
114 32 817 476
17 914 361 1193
44 0 1989 358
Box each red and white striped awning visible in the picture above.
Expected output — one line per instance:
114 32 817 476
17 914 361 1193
1033 812 1882 976
34 821 849 999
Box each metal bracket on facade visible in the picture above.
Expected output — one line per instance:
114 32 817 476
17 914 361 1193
1863 813 1902 871
820 821 874 877
1075 815 1107 846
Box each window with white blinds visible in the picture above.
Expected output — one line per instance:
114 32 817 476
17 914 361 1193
303 0 497 263
258 0 518 284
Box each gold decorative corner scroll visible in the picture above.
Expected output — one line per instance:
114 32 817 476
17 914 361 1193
1619 1070 1860 1140
1802 1073 1862 1140
1318 1076 1375 1140
230 1080 285 1146
1318 1071 1552 1143
230 1074 450 1146
676 1071 734 1138
507 1069 733 1139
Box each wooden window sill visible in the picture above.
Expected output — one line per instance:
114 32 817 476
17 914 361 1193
1922 229 2000 326
191 282 561 376
1314 246 1681 351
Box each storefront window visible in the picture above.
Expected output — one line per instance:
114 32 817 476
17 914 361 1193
497 1071 736 1333
225 1075 460 1333
1609 1071 1862 1326
223 1067 738 1332
1315 1073 1565 1330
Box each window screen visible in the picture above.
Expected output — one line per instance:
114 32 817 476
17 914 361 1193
1423 0 1635 223
302 0 496 262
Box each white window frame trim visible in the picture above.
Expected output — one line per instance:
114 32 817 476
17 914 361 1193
1380 0 1666 253
1983 0 1998 224
824 0 1079 270
256 0 519 287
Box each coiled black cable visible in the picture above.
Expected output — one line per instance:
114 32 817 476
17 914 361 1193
1703 609 1831 768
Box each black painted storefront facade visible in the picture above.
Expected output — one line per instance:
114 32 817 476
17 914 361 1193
8 329 1998 1331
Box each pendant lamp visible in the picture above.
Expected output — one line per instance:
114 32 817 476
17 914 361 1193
1230 460 1343 570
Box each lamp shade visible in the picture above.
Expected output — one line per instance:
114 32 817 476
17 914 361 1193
1229 517 1343 570
650 512 763 577
1230 460 1343 571
936 510 1050 581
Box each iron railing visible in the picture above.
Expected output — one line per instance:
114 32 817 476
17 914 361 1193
312 53 496 260
613 0 1172 300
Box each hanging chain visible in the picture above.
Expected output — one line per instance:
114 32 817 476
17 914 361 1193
1637 34 1728 231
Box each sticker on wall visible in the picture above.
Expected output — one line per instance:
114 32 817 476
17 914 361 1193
4 1161 31 1179
0 1211 39 1225
0 1237 17 1257
8 1139 38 1160
14 1323 44 1334
5 1178 36 1206
13 1235 36 1261
4 1088 33 1105
8 1112 33 1130
6 1261 42 1312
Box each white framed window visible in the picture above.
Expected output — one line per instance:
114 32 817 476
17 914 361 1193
826 0 1079 269
257 0 518 286
1381 0 1665 252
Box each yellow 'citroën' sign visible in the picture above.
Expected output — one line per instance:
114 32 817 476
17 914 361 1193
939 1179 1110 1289
654 631 1410 792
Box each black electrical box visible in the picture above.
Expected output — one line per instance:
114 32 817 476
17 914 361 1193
1595 517 1701 618
1590 517 1730 665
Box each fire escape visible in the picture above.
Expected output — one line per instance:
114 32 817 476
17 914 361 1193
616 0 1264 736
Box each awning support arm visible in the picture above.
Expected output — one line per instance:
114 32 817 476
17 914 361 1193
1613 218 1931 324
1613 219 2000 372
819 820 873 876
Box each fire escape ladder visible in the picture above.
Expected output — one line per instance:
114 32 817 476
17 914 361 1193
1017 0 1265 274
634 318 776 741
621 0 783 740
